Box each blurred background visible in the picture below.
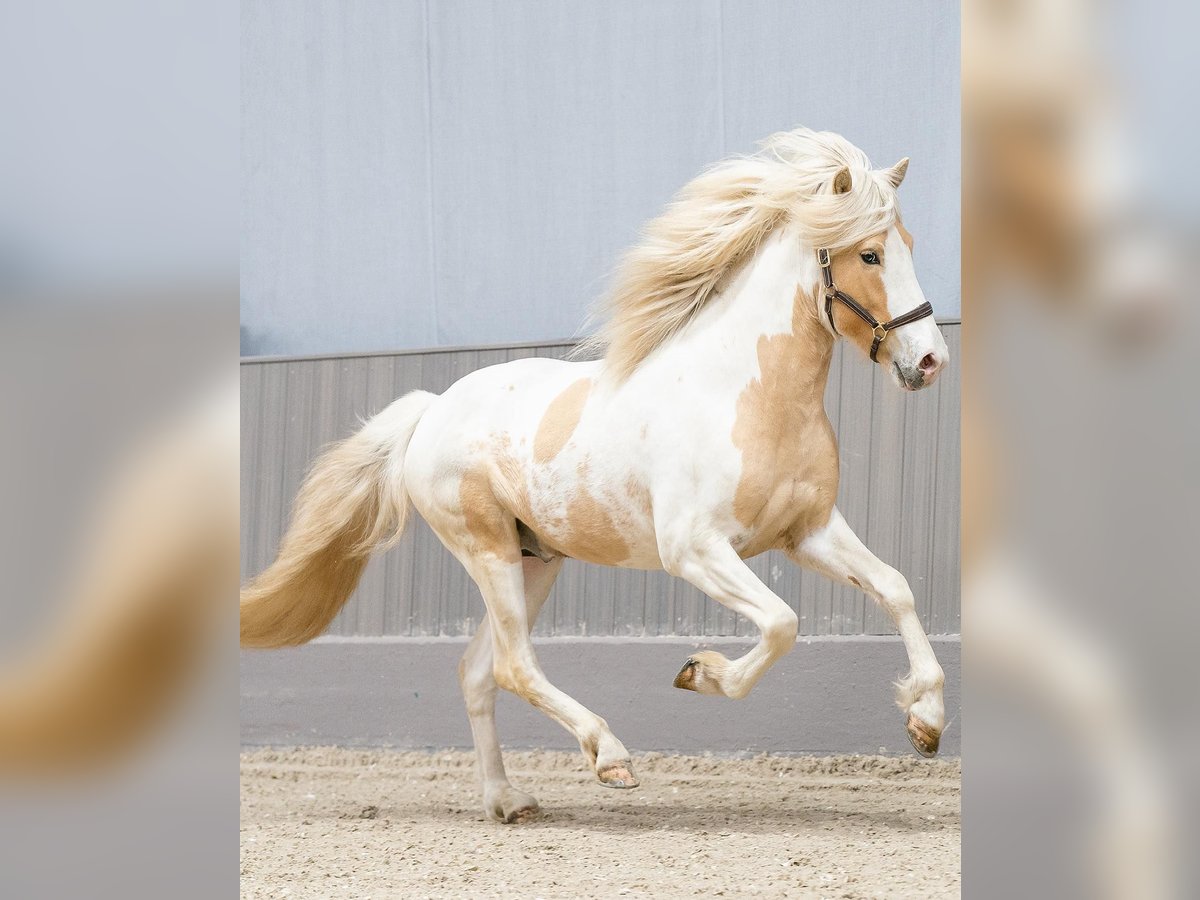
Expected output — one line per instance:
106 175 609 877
0 1 239 898
963 0 1198 897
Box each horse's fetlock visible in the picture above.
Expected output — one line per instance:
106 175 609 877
579 729 601 763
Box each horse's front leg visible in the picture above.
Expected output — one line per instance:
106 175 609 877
665 538 799 700
789 507 945 755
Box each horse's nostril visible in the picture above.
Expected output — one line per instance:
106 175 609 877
919 353 938 374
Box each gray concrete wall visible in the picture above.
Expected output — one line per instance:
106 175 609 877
241 636 960 756
241 0 961 356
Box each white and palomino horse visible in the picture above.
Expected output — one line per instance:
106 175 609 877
242 128 950 823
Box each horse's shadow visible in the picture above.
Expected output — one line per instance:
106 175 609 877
375 795 952 837
535 803 945 836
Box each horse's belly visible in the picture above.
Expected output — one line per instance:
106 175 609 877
541 523 662 569
526 480 661 569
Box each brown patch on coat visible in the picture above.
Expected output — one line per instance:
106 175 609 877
559 479 632 566
458 376 647 567
533 378 592 464
489 436 534 520
826 230 894 364
459 436 633 567
625 477 653 519
456 432 556 565
458 466 522 564
731 285 840 556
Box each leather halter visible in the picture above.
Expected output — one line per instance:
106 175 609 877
817 248 935 362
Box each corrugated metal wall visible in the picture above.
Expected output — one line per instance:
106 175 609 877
242 325 960 637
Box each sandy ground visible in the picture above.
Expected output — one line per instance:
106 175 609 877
241 748 959 899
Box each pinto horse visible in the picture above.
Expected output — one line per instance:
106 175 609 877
241 128 950 823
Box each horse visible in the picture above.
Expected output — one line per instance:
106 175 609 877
241 127 951 824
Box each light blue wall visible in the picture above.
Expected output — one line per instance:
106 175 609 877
241 0 960 356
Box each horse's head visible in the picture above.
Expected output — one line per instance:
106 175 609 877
820 159 949 391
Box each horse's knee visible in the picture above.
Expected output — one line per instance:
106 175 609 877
877 570 915 618
460 660 488 689
764 606 799 655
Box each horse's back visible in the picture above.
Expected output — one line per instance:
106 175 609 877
415 356 599 445
403 355 600 509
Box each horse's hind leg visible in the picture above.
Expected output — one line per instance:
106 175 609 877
459 556 561 823
461 545 637 789
790 508 945 755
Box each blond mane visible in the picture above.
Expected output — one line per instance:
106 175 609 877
581 128 901 380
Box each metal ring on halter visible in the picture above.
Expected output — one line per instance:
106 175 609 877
816 249 935 362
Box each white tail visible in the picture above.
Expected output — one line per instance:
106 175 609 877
240 390 437 648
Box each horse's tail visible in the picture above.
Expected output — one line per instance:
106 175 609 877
240 390 437 648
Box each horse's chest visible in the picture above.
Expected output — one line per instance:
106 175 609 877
730 423 838 556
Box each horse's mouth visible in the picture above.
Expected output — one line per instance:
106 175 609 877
893 362 924 392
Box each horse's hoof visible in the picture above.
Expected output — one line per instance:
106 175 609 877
486 788 540 824
673 657 699 690
597 761 640 789
906 712 941 758
672 650 728 695
503 803 540 824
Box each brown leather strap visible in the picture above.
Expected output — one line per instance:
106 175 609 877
817 249 935 362
870 301 935 361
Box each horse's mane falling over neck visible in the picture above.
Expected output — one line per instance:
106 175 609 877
580 128 901 381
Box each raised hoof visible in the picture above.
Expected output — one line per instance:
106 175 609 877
596 761 640 789
672 650 728 695
906 713 941 758
673 657 700 690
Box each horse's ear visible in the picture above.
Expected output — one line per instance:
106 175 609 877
886 157 910 189
832 167 853 195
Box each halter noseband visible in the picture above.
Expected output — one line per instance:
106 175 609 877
817 248 935 362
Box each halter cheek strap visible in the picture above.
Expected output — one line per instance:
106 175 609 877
817 248 935 363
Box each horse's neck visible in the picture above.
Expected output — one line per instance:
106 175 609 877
661 228 835 406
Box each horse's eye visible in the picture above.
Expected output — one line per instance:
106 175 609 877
860 251 879 265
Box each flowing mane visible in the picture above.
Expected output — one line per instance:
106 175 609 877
582 128 902 380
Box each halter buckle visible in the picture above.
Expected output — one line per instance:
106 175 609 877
817 248 831 268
